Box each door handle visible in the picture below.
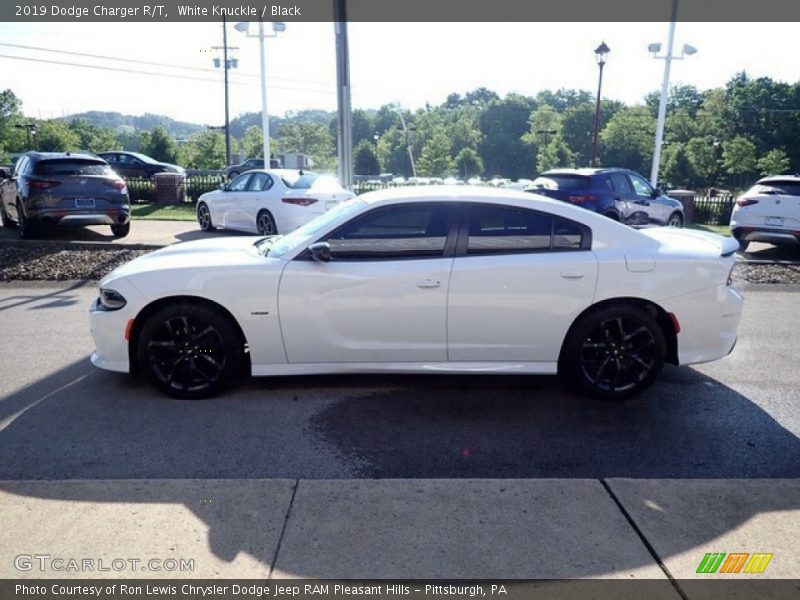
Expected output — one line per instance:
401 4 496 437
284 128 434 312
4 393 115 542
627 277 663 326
416 279 441 288
560 270 585 280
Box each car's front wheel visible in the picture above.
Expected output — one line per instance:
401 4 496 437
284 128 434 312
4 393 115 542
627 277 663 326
197 202 215 231
137 303 245 399
560 304 665 399
666 212 683 227
256 210 277 236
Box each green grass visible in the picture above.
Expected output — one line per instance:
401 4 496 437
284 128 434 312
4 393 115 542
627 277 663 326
131 203 197 221
687 223 730 237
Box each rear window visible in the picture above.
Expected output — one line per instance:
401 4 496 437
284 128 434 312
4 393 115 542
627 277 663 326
281 171 320 189
35 160 114 177
530 175 590 190
754 181 800 197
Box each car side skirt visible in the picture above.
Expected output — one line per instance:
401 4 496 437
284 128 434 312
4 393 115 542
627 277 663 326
251 361 558 377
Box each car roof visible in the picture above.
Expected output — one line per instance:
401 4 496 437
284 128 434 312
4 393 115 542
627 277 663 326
357 184 574 211
757 174 800 184
539 167 632 177
24 151 104 163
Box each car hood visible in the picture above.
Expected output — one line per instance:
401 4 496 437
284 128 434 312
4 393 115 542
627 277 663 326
639 227 739 257
101 236 276 284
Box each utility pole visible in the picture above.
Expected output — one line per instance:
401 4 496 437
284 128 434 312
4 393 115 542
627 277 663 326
334 0 353 189
398 113 417 179
212 15 238 167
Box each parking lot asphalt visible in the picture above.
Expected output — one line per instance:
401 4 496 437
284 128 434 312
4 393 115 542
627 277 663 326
0 282 798 583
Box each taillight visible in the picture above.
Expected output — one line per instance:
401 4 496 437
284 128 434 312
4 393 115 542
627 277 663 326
28 179 60 190
567 194 598 203
736 197 758 207
104 179 127 191
282 197 318 207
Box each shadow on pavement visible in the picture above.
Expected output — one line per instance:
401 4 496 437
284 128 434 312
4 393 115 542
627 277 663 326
0 361 798 578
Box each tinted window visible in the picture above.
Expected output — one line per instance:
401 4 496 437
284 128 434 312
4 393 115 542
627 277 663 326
609 173 633 194
228 173 251 191
326 203 454 259
629 174 653 196
756 181 800 196
467 205 586 254
34 160 114 177
248 172 272 191
531 175 590 190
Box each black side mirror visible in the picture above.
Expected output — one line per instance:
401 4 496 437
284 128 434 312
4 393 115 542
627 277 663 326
308 242 331 263
219 182 228 191
652 187 663 198
0 168 8 179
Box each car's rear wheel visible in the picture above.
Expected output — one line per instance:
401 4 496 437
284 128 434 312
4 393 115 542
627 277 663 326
666 212 683 227
16 201 37 239
560 304 665 399
197 202 215 231
137 303 245 399
256 210 277 236
111 222 130 238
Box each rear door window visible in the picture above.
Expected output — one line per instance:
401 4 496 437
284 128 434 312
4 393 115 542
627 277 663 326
609 173 634 195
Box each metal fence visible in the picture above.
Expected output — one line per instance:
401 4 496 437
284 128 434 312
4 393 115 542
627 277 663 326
692 195 735 226
124 173 226 204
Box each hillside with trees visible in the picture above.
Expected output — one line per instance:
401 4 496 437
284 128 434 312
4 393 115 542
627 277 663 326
2 72 799 190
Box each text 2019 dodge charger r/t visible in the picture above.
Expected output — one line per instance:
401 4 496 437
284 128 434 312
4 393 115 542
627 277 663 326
90 186 743 400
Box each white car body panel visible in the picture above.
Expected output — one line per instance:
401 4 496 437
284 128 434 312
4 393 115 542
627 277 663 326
90 186 743 385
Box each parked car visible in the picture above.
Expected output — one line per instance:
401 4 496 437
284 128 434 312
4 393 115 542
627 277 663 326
0 151 130 239
90 186 742 400
97 152 184 179
196 169 355 236
527 168 685 227
730 175 800 252
225 157 281 180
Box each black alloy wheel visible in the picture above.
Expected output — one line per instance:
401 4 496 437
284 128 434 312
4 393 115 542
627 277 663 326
137 303 244 399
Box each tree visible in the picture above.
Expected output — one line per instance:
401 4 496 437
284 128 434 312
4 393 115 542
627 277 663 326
417 125 453 177
659 142 693 188
240 125 264 158
376 127 410 177
180 130 226 169
35 121 81 152
600 106 655 174
722 135 758 187
275 121 335 170
353 139 380 175
139 126 178 163
478 93 536 179
536 137 575 172
454 147 483 178
685 137 720 186
757 148 790 176
0 89 26 156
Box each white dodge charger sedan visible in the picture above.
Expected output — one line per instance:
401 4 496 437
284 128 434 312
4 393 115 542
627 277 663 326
196 169 354 236
90 186 743 400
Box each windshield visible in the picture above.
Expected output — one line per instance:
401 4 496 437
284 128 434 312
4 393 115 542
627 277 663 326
268 198 367 257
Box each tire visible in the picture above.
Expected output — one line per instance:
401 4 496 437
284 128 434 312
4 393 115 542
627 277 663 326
16 201 37 239
738 239 750 253
560 304 665 400
666 212 684 228
0 205 14 228
256 210 278 236
111 222 130 238
603 212 620 222
197 202 215 231
136 302 245 399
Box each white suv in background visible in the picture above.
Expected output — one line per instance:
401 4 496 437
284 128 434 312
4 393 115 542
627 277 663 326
730 175 800 252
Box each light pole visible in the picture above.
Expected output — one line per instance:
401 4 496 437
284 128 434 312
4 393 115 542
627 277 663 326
591 42 609 167
537 129 557 146
15 123 36 150
211 14 239 167
397 115 417 179
235 20 286 169
648 0 697 186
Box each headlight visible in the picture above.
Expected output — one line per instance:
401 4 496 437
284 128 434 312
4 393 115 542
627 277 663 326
98 288 127 311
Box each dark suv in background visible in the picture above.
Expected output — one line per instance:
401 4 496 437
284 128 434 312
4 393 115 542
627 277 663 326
0 152 131 239
526 168 684 227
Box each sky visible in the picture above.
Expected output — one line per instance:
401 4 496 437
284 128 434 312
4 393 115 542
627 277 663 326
0 21 798 125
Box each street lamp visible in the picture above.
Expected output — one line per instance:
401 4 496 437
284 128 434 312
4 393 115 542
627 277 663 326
648 0 697 186
235 20 286 169
15 123 37 150
397 116 417 179
591 41 609 167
